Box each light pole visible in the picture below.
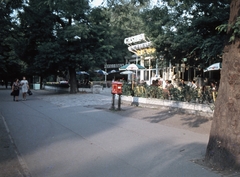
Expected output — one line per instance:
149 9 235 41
104 62 107 88
169 58 172 80
136 56 139 83
156 58 159 77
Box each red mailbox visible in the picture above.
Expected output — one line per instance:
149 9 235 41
112 82 123 94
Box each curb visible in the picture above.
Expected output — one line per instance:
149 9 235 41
121 95 214 118
1 115 32 177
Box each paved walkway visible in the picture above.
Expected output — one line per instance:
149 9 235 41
0 87 235 177
36 89 112 107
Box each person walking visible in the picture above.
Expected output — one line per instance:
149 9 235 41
20 76 29 100
191 80 198 89
179 79 186 87
211 81 218 102
12 78 20 101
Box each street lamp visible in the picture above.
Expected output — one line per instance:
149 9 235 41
104 61 107 88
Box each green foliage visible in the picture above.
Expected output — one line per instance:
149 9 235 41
123 84 215 105
145 85 163 99
15 1 114 83
0 0 24 80
215 24 228 33
216 17 240 43
106 0 150 7
169 87 183 101
17 0 58 77
122 83 132 96
134 85 148 97
143 0 229 68
0 0 231 87
179 86 198 102
87 7 114 67
107 2 148 64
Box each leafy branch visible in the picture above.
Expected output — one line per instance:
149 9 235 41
216 17 240 42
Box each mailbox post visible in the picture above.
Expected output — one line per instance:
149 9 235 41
111 82 123 110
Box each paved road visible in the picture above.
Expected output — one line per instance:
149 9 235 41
0 88 222 177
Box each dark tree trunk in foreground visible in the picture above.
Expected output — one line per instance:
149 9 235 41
69 67 77 94
205 0 240 170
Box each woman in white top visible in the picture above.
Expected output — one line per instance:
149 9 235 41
20 76 29 100
191 80 198 89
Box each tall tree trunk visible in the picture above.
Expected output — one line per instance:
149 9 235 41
205 0 240 170
68 66 77 94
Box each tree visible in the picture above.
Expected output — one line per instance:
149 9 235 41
106 0 151 64
42 0 92 93
144 0 229 69
18 0 112 93
205 0 240 171
156 0 239 171
86 7 114 69
18 0 57 86
0 0 24 85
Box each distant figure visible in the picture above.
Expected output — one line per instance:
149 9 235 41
166 80 174 90
187 80 193 87
5 80 8 89
151 80 157 86
211 82 218 102
20 76 29 101
179 79 186 87
191 80 198 89
12 78 20 101
163 80 174 99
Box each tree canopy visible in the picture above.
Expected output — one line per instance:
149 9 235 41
142 0 229 68
0 0 230 90
0 0 24 82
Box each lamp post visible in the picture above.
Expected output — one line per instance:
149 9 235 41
169 57 172 80
159 55 164 79
136 56 139 83
104 62 107 88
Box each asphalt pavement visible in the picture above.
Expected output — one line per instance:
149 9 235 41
0 86 231 177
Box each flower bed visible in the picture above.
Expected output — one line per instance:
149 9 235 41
120 82 215 114
122 83 215 105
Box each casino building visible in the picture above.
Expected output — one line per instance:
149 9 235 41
123 33 209 86
124 33 164 85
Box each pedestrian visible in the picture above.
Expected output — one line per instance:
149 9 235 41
187 80 193 87
157 78 163 87
191 80 198 89
179 79 186 87
211 81 218 102
12 78 20 101
20 76 29 101
166 80 174 99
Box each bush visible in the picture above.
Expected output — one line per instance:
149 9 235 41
134 85 147 97
145 86 163 99
122 83 132 96
179 86 198 102
169 87 183 101
122 83 215 104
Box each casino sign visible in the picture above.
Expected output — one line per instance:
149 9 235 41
124 34 155 56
